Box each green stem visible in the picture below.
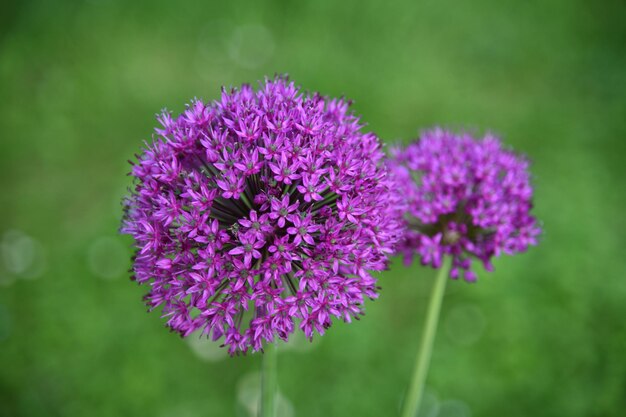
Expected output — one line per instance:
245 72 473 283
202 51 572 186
260 342 278 417
401 256 452 417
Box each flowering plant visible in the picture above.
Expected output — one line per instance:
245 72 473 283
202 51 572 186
122 77 403 355
389 128 541 417
388 128 540 281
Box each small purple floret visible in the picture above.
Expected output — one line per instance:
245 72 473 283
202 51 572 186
122 77 403 354
388 128 541 282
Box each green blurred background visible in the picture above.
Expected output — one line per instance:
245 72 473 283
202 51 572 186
1 0 625 416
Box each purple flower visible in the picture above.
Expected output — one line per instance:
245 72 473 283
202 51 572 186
227 233 264 268
286 214 319 246
388 128 541 282
121 77 404 354
269 195 299 228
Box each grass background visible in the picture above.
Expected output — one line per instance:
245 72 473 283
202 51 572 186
1 0 625 416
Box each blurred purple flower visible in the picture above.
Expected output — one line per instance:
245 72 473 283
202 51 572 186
388 128 541 282
122 77 404 354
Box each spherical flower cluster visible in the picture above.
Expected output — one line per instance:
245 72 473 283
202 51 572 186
388 128 540 282
121 77 403 354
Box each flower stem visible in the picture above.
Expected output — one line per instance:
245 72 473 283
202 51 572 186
260 341 278 417
401 256 451 417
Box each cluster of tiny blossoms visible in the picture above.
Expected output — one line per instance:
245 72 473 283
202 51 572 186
387 128 540 282
122 77 403 354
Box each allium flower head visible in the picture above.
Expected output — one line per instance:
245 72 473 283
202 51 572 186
388 128 540 282
121 77 403 354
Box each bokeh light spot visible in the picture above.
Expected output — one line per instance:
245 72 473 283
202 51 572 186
1 230 46 279
186 333 228 362
227 24 275 69
444 304 486 346
438 399 471 417
416 389 440 417
87 236 128 280
236 372 294 417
